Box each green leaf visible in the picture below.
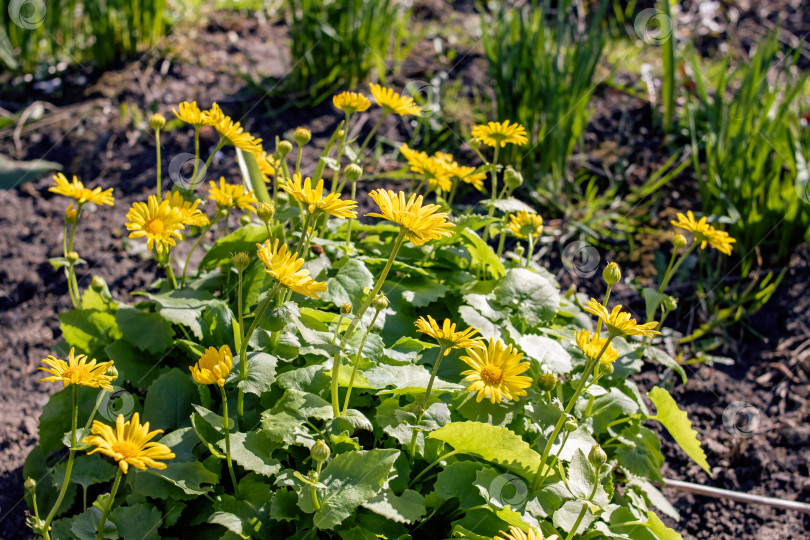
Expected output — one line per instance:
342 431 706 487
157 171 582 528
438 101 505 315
148 461 219 495
104 341 160 389
644 347 687 385
202 300 237 351
143 368 198 431
566 449 596 499
146 289 213 339
110 503 162 540
115 306 174 354
644 510 683 540
362 487 426 524
385 275 450 307
647 387 710 474
553 499 597 535
313 449 400 530
236 352 278 396
641 288 670 322
63 454 117 489
70 507 116 540
429 421 545 481
59 309 120 358
218 431 281 478
365 363 462 394
518 334 572 374
321 258 374 308
616 425 665 483
38 387 97 453
494 268 559 327
200 224 268 270
459 227 505 279
433 461 487 508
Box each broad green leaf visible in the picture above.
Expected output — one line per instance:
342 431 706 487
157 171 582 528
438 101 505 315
434 461 487 508
236 352 278 396
459 227 505 279
518 334 572 374
429 421 545 481
385 275 450 307
566 449 596 499
644 347 687 385
647 387 710 474
105 341 160 389
143 368 198 431
59 309 120 358
321 258 374 308
644 510 683 540
494 268 559 327
70 507 116 540
313 449 400 530
365 363 462 394
110 503 162 540
115 306 174 354
218 432 281 478
641 288 669 323
200 224 268 270
201 300 237 351
616 425 665 483
492 197 536 213
261 410 311 446
553 499 597 535
58 454 116 489
146 289 212 339
362 487 426 524
149 461 219 495
627 477 680 521
38 387 97 453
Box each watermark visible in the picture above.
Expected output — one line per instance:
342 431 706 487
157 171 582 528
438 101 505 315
168 152 207 191
8 0 46 29
634 8 673 46
404 79 440 118
722 401 761 439
561 241 600 278
98 386 136 422
486 473 529 510
795 151 810 204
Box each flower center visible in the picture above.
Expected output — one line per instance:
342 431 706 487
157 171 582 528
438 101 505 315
145 218 164 235
111 440 141 460
64 365 90 382
480 365 504 386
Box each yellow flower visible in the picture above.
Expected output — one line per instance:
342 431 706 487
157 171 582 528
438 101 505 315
165 191 210 227
254 151 280 179
415 315 482 355
508 210 544 239
49 173 114 206
280 174 358 219
453 165 486 192
214 117 263 153
671 210 736 255
584 298 661 338
208 177 258 213
333 91 371 114
83 413 175 474
574 329 620 364
460 338 532 404
190 345 233 386
256 239 328 299
125 195 185 254
173 101 206 127
471 120 528 148
369 83 421 116
366 190 454 246
495 525 559 540
38 348 115 391
202 102 226 126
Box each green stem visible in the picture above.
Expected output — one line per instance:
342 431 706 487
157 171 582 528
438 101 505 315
525 234 535 268
95 468 122 540
220 385 240 498
181 222 213 287
353 114 387 162
344 178 357 249
408 344 449 463
189 127 201 194
203 138 226 174
596 284 612 336
155 128 162 197
330 115 350 193
496 221 507 260
295 147 303 177
407 449 460 488
342 309 383 415
164 257 178 290
446 178 459 206
236 267 245 421
564 463 603 540
482 147 500 242
42 386 79 537
67 205 81 252
659 242 697 293
530 338 613 491
310 461 323 511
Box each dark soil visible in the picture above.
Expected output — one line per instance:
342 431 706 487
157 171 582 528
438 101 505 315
1 6 809 540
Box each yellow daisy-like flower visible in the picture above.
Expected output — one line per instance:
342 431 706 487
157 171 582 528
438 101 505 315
256 239 328 299
495 525 559 540
173 100 206 127
508 210 544 239
399 144 452 191
671 210 736 255
453 165 486 192
190 345 233 386
471 120 528 148
208 177 258 213
125 195 185 254
165 191 210 227
254 150 280 180
369 83 421 116
202 102 226 126
460 338 532 404
280 174 358 219
83 413 175 474
212 116 263 153
415 315 482 355
38 348 115 391
49 173 115 206
366 189 454 246
583 298 661 339
574 329 620 364
333 91 371 114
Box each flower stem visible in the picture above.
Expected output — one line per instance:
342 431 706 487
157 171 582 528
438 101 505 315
41 386 78 537
181 223 213 287
407 449 461 488
564 463 603 540
189 127 201 194
310 461 323 511
525 233 535 268
659 242 697 294
482 147 500 242
354 114 387 162
95 468 122 540
408 344 449 463
155 128 162 197
341 309 383 415
344 177 358 249
220 385 240 498
164 257 178 290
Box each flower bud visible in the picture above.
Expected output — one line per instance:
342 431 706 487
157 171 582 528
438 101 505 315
310 440 331 463
65 204 79 225
599 362 614 375
663 296 678 312
105 365 119 380
91 275 107 292
277 140 293 157
340 302 352 315
468 137 481 151
344 163 363 182
537 373 556 392
372 294 389 311
149 113 166 131
232 252 250 271
294 127 311 146
602 262 621 286
515 244 525 256
673 233 688 249
257 202 275 223
240 214 252 227
24 478 36 491
66 251 80 265
564 417 578 432
588 444 608 469
336 129 346 139
504 166 523 190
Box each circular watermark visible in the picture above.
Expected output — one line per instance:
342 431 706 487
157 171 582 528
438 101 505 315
98 386 136 422
722 401 761 439
404 79 440 118
634 8 673 45
795 167 810 204
8 0 46 29
168 153 207 191
487 473 529 510
562 241 600 278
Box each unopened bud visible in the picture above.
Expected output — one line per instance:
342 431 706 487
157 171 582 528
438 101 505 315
294 127 311 146
257 202 275 223
310 440 331 463
105 365 119 380
65 205 79 225
336 129 346 139
232 252 250 271
588 444 608 469
24 478 36 491
277 140 293 157
602 262 621 286
673 234 688 249
371 294 389 311
344 163 362 182
515 244 525 256
537 373 556 392
599 362 614 375
149 113 166 131
66 251 80 265
663 296 678 312
240 214 252 226
468 137 481 151
504 166 523 190
91 275 106 292
564 417 578 432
